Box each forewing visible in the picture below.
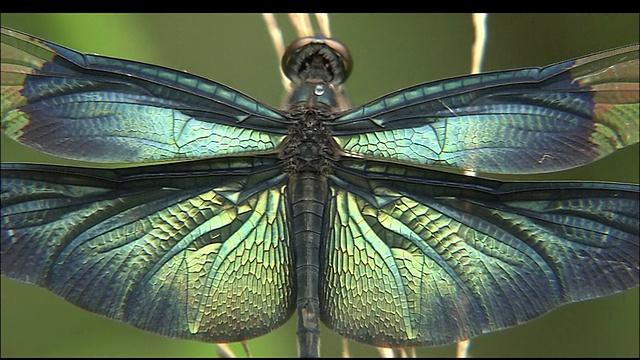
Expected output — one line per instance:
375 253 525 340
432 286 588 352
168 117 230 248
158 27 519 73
0 158 294 343
320 161 639 347
333 45 639 174
1 27 288 164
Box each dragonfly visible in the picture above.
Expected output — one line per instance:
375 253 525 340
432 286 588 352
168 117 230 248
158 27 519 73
1 14 639 358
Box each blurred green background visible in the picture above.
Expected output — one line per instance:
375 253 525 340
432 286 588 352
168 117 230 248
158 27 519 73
0 13 638 357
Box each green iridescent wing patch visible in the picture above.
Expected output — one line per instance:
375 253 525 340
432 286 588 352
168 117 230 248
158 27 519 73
1 158 294 343
323 161 638 346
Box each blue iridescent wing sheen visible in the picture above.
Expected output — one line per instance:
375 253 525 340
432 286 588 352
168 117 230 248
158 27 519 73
0 27 288 164
321 160 639 347
333 45 639 174
0 158 294 343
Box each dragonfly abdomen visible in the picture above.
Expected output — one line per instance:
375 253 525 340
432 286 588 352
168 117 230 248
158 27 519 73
288 172 329 357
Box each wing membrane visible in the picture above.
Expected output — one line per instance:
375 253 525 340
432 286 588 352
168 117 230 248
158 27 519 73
1 27 288 164
321 161 639 347
333 45 639 174
0 158 294 342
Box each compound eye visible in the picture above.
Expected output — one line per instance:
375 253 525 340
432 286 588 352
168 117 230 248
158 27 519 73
321 38 352 79
281 37 353 84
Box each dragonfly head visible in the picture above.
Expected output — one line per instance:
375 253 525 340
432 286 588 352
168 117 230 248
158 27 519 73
281 37 352 85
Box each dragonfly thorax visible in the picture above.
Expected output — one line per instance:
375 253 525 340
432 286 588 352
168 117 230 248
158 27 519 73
279 104 340 176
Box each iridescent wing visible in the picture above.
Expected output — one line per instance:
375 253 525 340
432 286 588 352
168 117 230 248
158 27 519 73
333 45 639 174
1 27 288 164
321 160 639 347
0 158 294 343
